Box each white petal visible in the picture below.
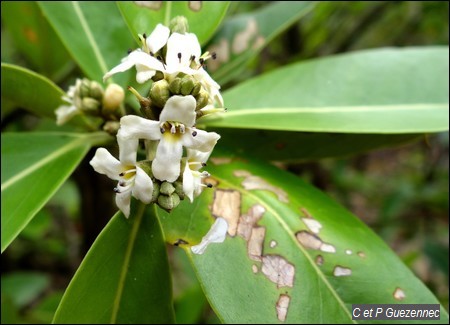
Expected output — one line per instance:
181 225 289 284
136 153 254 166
118 115 161 140
187 149 212 169
116 191 131 218
159 95 196 126
89 148 123 181
103 50 163 81
166 32 201 73
146 23 170 54
135 64 157 83
191 218 228 255
193 69 224 107
182 164 195 202
55 105 79 125
117 135 139 166
132 166 154 204
182 129 220 153
152 135 183 182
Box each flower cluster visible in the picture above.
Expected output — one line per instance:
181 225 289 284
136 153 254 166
88 17 224 217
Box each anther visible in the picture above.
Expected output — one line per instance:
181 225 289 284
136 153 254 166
177 52 182 63
206 183 213 188
113 187 120 193
160 127 165 134
192 130 197 137
212 52 217 60
201 162 207 167
127 48 132 55
199 58 204 66
190 55 196 62
171 124 176 134
143 33 147 39
119 172 125 176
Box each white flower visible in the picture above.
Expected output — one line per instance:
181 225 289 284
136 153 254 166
103 24 170 83
182 149 212 202
89 147 153 218
165 32 201 76
117 95 220 183
191 218 228 255
55 79 82 125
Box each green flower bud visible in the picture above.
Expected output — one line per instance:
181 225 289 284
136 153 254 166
195 89 209 110
169 16 189 34
150 79 170 108
191 82 201 96
102 121 120 135
174 181 185 200
102 83 124 114
169 78 182 95
152 71 165 82
81 97 100 113
180 75 196 96
79 79 91 98
137 160 153 177
160 181 175 195
90 81 104 100
158 193 181 211
152 182 160 203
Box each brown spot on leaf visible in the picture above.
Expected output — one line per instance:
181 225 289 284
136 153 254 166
270 240 277 248
252 264 258 274
204 176 219 187
210 157 232 165
248 226 266 261
300 207 313 218
357 251 366 258
188 1 202 11
133 1 162 10
261 255 295 288
234 170 289 203
320 243 336 253
212 189 241 236
393 287 406 301
237 204 265 241
333 265 352 277
315 255 324 266
252 35 266 50
276 294 290 322
302 218 322 234
23 27 38 43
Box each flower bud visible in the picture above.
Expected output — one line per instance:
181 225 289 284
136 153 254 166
79 79 91 98
90 81 104 100
102 121 120 135
169 78 182 95
195 89 209 110
191 82 201 96
169 16 189 34
81 97 100 113
180 75 196 96
158 193 181 211
174 181 185 200
102 83 124 114
152 182 160 203
150 79 170 108
160 181 175 195
152 71 165 82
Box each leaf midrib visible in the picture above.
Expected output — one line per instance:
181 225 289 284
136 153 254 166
213 174 356 323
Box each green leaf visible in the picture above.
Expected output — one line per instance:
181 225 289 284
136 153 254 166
1 132 111 253
158 155 448 323
1 2 74 81
53 203 175 324
216 129 421 161
1 63 64 119
203 47 449 134
117 1 230 46
1 272 50 308
208 1 316 85
38 2 133 85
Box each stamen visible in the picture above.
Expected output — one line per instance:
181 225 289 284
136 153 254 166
202 162 207 167
206 183 213 188
171 124 176 134
192 130 197 137
160 127 165 134
179 124 185 134
113 187 120 193
212 52 217 60
201 171 211 177
143 33 147 39
190 55 196 62
127 48 132 55
177 52 182 63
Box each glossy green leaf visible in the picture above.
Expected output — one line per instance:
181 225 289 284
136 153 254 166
1 2 74 81
1 63 64 119
117 1 230 46
1 272 50 308
1 132 111 253
38 2 133 85
208 1 316 85
216 129 421 162
53 203 175 324
203 47 449 133
158 155 448 323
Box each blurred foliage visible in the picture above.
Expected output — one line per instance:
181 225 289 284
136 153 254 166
1 1 448 323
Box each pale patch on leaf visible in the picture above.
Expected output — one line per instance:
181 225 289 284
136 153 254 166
234 170 289 203
393 287 406 301
206 39 230 72
302 218 322 234
237 204 265 240
211 189 241 236
188 1 202 11
320 243 336 253
252 265 258 274
133 1 162 10
261 255 295 288
276 294 291 322
232 19 258 54
210 157 232 165
333 266 352 277
248 226 266 261
270 240 277 248
315 255 324 266
296 231 322 250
